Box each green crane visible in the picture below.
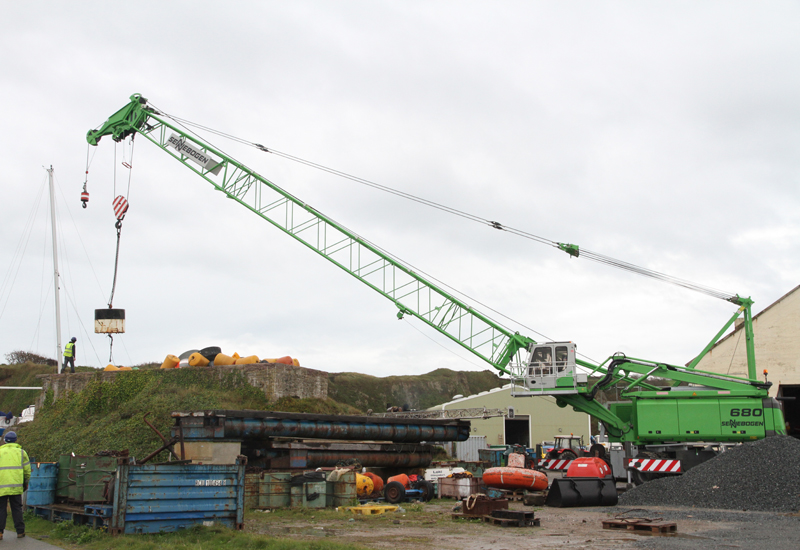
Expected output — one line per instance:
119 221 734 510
87 94 786 450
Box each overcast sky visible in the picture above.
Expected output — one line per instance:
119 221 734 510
1 2 798 379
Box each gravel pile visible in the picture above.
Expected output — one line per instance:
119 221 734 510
619 435 800 512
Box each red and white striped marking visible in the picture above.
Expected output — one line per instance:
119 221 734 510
626 458 682 473
113 195 129 220
539 459 573 470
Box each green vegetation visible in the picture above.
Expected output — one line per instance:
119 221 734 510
16 367 360 462
327 368 504 412
0 363 54 415
16 511 370 550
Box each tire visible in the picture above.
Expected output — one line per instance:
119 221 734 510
559 450 578 462
415 480 435 502
384 481 406 504
588 444 607 459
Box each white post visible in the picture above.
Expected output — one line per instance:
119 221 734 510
47 166 63 373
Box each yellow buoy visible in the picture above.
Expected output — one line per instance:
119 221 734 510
160 354 180 369
356 474 374 497
232 352 241 359
292 357 300 367
103 364 119 371
188 352 210 367
234 355 260 365
213 353 236 366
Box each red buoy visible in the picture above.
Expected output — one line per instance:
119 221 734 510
81 191 90 209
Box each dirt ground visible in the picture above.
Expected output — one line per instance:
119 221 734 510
244 498 800 550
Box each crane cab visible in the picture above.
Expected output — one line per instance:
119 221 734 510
520 342 586 394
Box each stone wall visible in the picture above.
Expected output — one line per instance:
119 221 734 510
35 363 328 409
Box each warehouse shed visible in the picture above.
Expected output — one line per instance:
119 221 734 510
428 384 591 452
695 284 800 437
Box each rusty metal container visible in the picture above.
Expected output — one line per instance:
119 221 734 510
290 481 326 508
56 455 73 502
460 495 508 516
81 456 117 503
245 472 291 509
260 473 291 508
244 473 260 509
327 470 357 508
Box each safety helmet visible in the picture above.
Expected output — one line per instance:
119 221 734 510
71 337 77 342
4 431 17 443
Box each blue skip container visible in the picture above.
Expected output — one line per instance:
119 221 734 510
26 462 58 506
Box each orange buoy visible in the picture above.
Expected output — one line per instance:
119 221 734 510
387 473 410 489
270 356 293 365
363 472 384 493
482 467 548 491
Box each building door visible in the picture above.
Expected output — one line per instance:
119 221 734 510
504 416 530 446
778 385 800 439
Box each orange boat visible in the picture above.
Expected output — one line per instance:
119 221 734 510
482 467 548 491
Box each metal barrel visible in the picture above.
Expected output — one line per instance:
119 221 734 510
26 462 58 506
544 477 618 508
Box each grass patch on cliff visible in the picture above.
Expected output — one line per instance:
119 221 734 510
327 368 504 412
0 362 56 415
16 366 359 462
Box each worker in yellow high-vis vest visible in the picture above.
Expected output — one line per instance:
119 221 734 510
63 336 77 374
0 431 30 539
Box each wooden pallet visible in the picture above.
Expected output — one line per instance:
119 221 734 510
602 520 677 533
498 490 526 502
483 510 539 528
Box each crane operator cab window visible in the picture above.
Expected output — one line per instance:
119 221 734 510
523 342 583 393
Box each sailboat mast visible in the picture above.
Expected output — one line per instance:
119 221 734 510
47 166 63 373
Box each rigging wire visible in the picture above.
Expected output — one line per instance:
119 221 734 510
0 177 48 323
164 114 736 303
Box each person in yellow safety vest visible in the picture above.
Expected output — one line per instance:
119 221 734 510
0 431 30 540
63 336 77 374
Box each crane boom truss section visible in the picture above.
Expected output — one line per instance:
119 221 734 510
88 95 534 372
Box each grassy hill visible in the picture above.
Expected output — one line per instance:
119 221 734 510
1 363 501 462
12 366 360 462
327 368 505 412
0 363 58 416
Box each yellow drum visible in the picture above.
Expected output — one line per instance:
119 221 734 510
160 354 180 369
188 352 210 367
234 355 260 365
356 474 374 497
213 353 236 366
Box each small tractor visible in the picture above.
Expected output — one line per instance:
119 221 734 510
547 435 607 461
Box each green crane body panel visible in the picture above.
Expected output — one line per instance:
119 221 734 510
608 396 780 443
88 94 787 449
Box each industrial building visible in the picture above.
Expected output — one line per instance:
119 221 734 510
695 284 800 437
427 384 591 454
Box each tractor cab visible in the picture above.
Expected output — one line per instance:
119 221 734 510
553 435 585 454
